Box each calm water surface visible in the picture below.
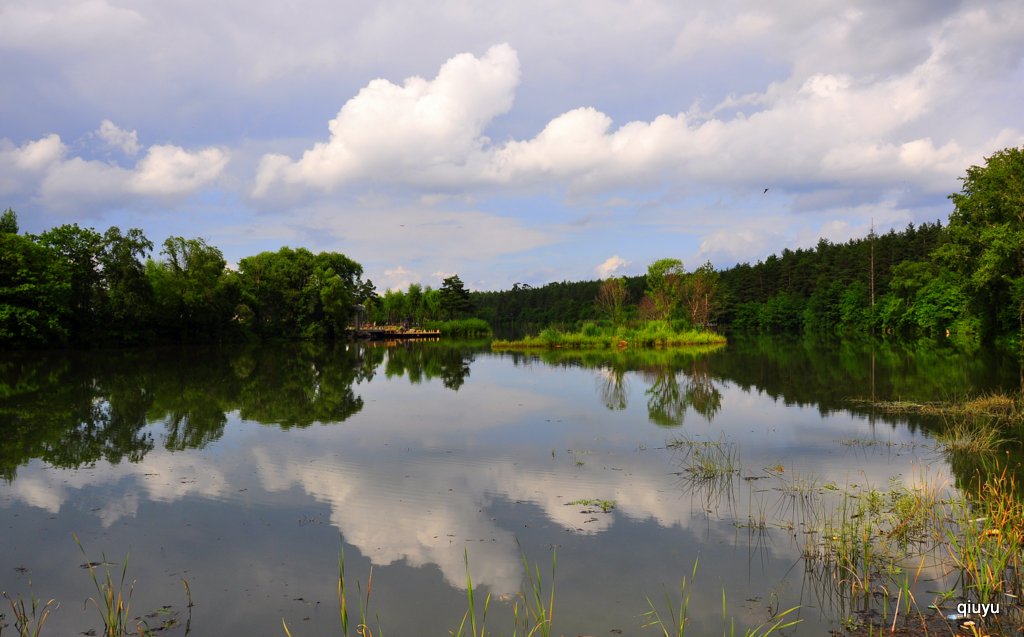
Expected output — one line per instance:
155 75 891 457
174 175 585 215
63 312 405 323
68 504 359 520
1 337 1020 635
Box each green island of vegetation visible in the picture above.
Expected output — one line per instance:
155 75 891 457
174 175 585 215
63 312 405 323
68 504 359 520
491 320 726 350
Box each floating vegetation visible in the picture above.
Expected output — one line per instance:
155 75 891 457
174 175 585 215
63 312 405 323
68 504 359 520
846 391 1024 424
565 498 616 513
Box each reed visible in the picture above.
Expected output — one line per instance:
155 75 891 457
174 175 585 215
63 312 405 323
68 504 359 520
943 463 1024 604
935 417 1009 454
512 543 556 637
72 535 138 637
642 559 697 637
643 560 801 637
2 582 57 637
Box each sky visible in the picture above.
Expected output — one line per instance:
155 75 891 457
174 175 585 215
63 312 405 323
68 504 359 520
2 0 1023 292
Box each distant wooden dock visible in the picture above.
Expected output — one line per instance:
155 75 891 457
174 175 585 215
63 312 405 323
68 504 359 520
349 325 442 340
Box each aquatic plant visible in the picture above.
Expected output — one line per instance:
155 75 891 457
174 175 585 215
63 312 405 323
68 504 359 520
935 417 1008 454
284 545 377 637
73 535 138 637
2 582 57 637
643 560 801 637
565 498 616 513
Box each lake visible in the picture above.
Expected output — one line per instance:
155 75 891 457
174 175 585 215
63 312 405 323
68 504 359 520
1 337 1020 636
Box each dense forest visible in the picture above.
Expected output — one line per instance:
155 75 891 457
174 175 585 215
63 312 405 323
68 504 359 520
2 146 1022 348
0 212 378 346
474 146 1024 347
0 208 488 347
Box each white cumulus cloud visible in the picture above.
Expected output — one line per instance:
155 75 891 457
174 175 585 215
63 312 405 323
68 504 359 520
0 125 229 213
253 43 520 196
96 119 140 155
595 255 630 278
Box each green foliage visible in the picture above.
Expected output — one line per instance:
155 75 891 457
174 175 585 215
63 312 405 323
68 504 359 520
235 247 366 340
0 233 70 346
440 274 473 319
0 208 18 234
100 227 155 337
492 321 726 351
682 261 719 328
424 317 492 337
36 224 106 337
940 146 1024 342
645 258 685 320
148 236 235 338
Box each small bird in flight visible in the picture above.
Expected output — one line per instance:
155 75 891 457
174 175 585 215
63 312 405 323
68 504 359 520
763 188 769 194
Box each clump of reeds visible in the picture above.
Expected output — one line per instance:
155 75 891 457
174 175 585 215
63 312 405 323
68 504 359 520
803 473 945 607
847 390 1024 424
3 582 58 637
935 417 1009 454
72 535 138 637
511 543 556 637
565 498 616 513
668 435 740 482
943 463 1024 604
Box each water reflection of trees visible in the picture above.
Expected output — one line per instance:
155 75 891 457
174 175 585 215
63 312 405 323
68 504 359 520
644 359 722 427
0 341 479 480
516 346 726 427
380 341 477 391
705 334 1020 434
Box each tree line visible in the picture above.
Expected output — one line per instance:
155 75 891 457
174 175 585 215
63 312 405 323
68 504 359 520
474 147 1024 347
0 211 377 346
3 146 1021 347
0 209 489 348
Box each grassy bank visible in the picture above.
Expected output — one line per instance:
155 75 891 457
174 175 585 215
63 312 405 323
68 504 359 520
492 321 726 350
424 318 493 338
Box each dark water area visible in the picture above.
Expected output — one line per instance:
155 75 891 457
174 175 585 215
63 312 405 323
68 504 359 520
0 337 1020 635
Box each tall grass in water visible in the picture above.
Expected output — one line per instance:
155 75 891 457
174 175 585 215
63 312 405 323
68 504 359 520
642 559 697 637
72 534 137 637
452 545 557 637
283 546 377 637
944 462 1024 604
643 559 800 637
512 544 555 637
453 549 491 637
3 582 58 637
935 417 1008 454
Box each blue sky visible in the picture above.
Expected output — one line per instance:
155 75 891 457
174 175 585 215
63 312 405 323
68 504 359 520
2 0 1023 291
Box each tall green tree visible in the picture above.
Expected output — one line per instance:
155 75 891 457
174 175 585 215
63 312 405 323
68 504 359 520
0 208 18 234
149 236 235 338
938 146 1024 342
101 227 154 336
439 275 473 319
644 258 684 320
37 224 106 337
0 233 70 345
